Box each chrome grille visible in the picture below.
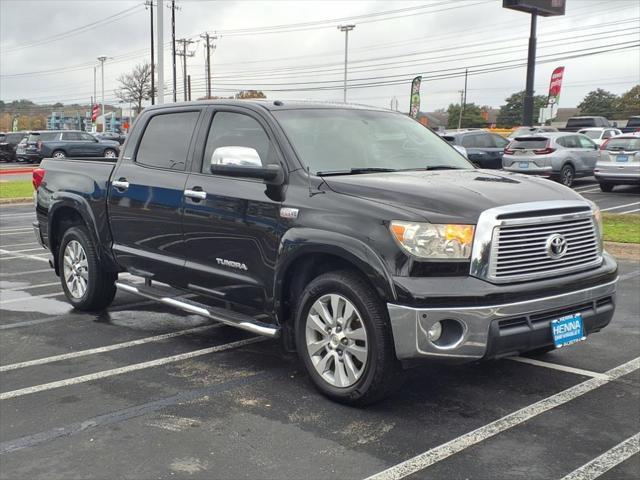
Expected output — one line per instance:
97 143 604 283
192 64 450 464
488 213 602 282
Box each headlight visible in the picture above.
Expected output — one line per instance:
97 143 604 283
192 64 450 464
592 204 604 251
390 221 475 259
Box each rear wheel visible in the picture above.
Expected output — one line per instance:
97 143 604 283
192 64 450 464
559 164 575 187
52 150 66 159
295 270 403 405
59 226 116 311
104 148 117 158
599 182 614 192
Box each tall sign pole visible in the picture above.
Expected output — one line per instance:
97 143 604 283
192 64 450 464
148 0 155 105
157 0 164 104
338 24 355 103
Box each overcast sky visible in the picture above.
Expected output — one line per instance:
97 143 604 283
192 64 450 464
1 0 639 112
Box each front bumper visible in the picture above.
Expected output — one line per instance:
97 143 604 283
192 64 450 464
388 277 617 363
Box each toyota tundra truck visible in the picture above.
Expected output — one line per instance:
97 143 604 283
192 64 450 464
33 100 618 405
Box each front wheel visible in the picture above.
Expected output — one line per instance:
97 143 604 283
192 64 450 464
295 270 403 405
59 226 117 311
104 148 117 158
599 182 614 192
559 164 575 187
52 150 66 159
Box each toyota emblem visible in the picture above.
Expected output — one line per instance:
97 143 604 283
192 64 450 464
546 233 568 259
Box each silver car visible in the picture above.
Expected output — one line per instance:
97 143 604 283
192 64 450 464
594 134 640 191
502 132 599 187
577 127 623 146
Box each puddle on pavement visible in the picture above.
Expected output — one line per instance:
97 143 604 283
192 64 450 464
94 310 211 331
0 290 72 315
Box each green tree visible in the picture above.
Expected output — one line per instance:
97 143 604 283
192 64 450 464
496 90 548 127
577 89 619 118
615 85 640 119
446 103 485 128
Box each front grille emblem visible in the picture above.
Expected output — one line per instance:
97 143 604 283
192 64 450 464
546 233 568 259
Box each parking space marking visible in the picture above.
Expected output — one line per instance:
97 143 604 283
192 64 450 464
0 337 267 400
1 281 60 291
0 242 38 248
0 213 35 218
0 292 64 305
509 357 610 380
0 247 46 254
0 249 50 263
1 268 54 278
601 202 640 212
364 356 640 480
559 432 640 480
0 228 33 233
0 324 222 372
621 208 640 214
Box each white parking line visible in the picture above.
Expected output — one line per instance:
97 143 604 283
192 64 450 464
576 188 601 194
0 247 45 254
0 324 222 372
0 213 35 218
0 336 266 400
364 357 640 480
1 281 59 292
620 208 640 214
0 292 63 305
1 268 53 277
509 357 610 380
0 228 32 233
0 242 38 248
601 202 640 212
0 231 36 236
559 432 640 480
574 185 599 191
0 249 50 263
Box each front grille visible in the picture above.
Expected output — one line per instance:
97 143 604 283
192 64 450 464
489 214 601 283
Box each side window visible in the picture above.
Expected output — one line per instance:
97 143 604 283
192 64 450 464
578 136 595 149
491 134 509 148
62 132 81 141
80 132 95 141
41 132 60 141
136 111 199 171
556 137 566 148
461 135 477 148
202 112 271 174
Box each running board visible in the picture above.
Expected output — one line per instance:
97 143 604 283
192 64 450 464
115 280 280 338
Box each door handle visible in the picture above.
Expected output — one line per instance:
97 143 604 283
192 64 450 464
184 188 207 201
112 179 129 191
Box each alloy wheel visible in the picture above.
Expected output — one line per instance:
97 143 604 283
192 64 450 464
63 240 89 298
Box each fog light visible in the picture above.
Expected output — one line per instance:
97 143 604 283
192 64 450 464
427 321 442 342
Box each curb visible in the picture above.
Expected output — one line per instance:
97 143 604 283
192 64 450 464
0 197 33 205
0 168 35 175
605 241 640 261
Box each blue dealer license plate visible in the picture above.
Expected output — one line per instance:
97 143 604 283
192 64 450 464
616 155 628 162
551 313 585 348
519 161 529 168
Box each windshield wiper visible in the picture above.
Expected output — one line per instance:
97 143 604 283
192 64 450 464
424 165 463 170
316 167 397 176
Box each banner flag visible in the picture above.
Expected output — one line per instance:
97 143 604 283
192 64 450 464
409 76 422 118
548 66 564 105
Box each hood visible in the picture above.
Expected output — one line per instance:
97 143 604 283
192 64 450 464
323 169 585 224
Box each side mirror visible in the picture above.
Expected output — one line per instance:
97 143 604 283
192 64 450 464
594 144 599 150
209 146 284 184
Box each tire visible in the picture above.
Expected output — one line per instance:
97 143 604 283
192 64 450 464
104 148 117 158
599 182 614 192
58 226 117 311
52 150 66 159
294 270 403 405
559 164 575 187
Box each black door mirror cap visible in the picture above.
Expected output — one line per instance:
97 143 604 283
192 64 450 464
210 163 285 185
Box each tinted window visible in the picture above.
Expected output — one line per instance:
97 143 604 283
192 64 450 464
627 117 640 127
136 112 199 170
578 136 596 149
579 130 601 139
602 130 614 139
566 118 595 128
603 137 640 151
80 132 95 141
509 138 548 149
62 132 82 141
28 132 58 142
491 134 509 148
6 133 25 144
202 112 271 173
461 134 480 148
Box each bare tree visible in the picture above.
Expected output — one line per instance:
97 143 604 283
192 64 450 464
115 63 154 114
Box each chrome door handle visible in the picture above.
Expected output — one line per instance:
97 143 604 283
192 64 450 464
112 180 130 191
184 189 207 200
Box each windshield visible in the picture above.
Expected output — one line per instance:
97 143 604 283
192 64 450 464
567 118 596 128
603 137 640 151
579 130 601 139
274 109 473 174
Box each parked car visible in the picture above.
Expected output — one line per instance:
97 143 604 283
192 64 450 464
561 116 612 132
620 116 640 134
441 130 509 168
0 131 28 162
96 131 127 145
577 127 622 146
594 134 640 191
503 132 599 187
17 130 119 163
507 126 558 139
33 100 617 405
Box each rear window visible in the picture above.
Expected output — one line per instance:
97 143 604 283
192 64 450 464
136 111 199 170
0 134 5 142
441 135 455 143
509 137 548 149
566 118 596 128
603 138 640 151
580 130 601 139
627 117 640 128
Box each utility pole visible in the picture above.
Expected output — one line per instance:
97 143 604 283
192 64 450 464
170 0 178 102
462 68 468 116
176 38 195 101
523 10 537 126
201 33 217 99
337 24 355 103
457 89 464 130
157 0 164 104
187 75 191 101
146 0 155 105
93 66 97 110
97 56 107 132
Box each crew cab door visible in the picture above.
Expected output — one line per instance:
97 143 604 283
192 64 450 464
107 108 203 283
182 107 283 313
60 132 84 156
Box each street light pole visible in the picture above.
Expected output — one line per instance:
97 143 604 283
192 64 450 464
97 55 107 132
338 24 355 103
523 9 538 126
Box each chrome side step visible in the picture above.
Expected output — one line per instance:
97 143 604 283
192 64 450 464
115 280 280 338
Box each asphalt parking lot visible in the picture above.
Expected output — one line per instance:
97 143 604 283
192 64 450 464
0 202 639 480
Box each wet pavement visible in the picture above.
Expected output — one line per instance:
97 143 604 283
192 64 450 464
0 203 638 480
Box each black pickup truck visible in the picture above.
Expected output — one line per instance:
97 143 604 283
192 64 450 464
33 100 618 405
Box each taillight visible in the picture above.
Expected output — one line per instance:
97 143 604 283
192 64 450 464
600 139 611 150
504 146 515 155
32 168 45 190
533 147 556 155
36 141 43 151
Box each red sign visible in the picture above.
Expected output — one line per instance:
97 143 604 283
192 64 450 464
548 66 564 104
91 104 100 122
